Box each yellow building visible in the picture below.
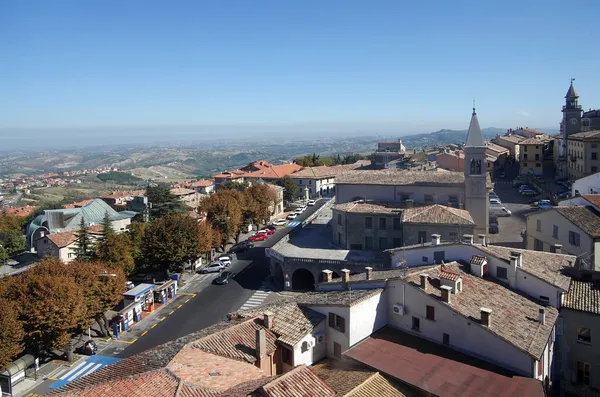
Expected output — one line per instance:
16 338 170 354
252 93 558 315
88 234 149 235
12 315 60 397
518 138 547 175
567 130 600 180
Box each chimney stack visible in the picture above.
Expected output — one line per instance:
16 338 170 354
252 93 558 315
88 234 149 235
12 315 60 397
419 273 429 291
431 234 441 246
365 267 373 281
510 255 519 272
510 251 523 267
462 234 474 245
404 199 414 208
321 269 333 283
480 308 492 327
478 234 486 246
255 328 266 360
440 285 452 303
539 308 545 325
553 244 562 254
341 269 350 283
263 311 274 330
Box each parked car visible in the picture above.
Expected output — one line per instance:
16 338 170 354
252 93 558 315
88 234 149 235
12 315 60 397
512 179 525 187
76 340 98 356
489 191 499 199
213 271 236 285
489 198 502 205
199 262 224 273
217 256 232 267
520 189 538 197
555 191 571 200
533 200 552 209
249 233 268 242
273 219 288 226
264 226 276 234
489 224 499 234
229 242 253 253
489 215 498 225
287 213 298 220
294 208 304 215
517 185 532 192
307 199 316 206
489 205 512 217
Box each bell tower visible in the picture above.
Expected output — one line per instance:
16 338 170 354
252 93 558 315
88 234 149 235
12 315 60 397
463 104 488 235
562 78 582 137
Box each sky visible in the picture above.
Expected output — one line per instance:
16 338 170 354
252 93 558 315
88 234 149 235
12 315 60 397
1 0 600 143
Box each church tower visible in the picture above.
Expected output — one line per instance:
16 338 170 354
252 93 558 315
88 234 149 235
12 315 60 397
562 79 582 137
463 105 489 236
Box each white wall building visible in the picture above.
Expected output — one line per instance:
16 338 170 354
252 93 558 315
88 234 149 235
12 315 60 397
572 172 600 195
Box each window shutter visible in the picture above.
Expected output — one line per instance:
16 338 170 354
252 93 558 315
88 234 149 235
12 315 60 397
339 317 346 333
329 313 335 328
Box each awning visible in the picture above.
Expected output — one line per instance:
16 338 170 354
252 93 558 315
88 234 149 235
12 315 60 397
0 354 35 377
153 279 176 292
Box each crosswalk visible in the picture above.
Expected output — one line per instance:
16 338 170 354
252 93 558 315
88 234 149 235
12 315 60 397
49 355 121 390
239 284 272 311
287 220 301 228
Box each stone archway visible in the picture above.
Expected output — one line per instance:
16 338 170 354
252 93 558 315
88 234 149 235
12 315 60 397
292 269 315 291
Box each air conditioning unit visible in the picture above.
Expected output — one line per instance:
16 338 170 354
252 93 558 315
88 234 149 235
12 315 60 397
393 304 405 315
315 332 325 344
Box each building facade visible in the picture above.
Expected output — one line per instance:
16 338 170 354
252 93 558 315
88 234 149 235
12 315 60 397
519 138 547 175
289 162 369 199
373 140 406 169
567 131 600 180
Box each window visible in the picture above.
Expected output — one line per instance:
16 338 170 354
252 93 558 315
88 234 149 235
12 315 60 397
424 194 434 204
378 237 387 250
536 219 542 232
593 152 598 160
282 347 293 365
443 333 450 346
426 305 435 321
337 214 342 225
418 231 427 244
350 243 362 250
577 361 591 385
569 231 581 247
365 237 373 250
540 295 550 303
299 180 303 185
523 162 528 167
593 166 598 173
448 195 458 204
392 238 402 248
328 313 345 333
523 154 528 161
534 238 543 251
536 163 541 168
309 180 312 185
553 225 558 238
497 266 508 279
365 217 373 229
535 154 540 161
524 146 528 152
393 217 401 230
412 316 420 331
400 193 410 201
379 218 386 229
577 327 591 343
68 253 73 258
308 188 312 194
449 232 458 241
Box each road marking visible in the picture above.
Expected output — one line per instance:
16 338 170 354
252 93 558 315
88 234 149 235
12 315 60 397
239 285 272 310
160 317 166 321
47 377 58 381
151 324 157 329
169 311 174 315
177 304 183 309
180 292 195 296
113 339 134 344
185 299 190 303
141 331 148 336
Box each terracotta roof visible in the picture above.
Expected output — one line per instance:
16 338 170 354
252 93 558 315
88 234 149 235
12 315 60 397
495 135 526 144
1 205 37 217
243 163 303 179
310 359 376 396
236 303 326 346
296 289 384 307
519 137 549 145
569 130 600 140
260 365 336 397
192 317 277 363
186 180 214 188
46 231 77 248
477 245 574 291
563 279 600 315
402 205 475 225
170 188 199 196
553 206 600 237
346 373 419 397
439 268 461 281
345 327 545 397
335 201 404 214
290 162 368 179
470 255 486 266
213 170 247 179
100 191 145 199
403 262 558 359
486 142 510 154
63 199 94 209
336 169 466 185
582 194 600 208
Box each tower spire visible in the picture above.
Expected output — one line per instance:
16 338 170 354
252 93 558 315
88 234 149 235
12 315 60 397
465 106 484 147
473 99 476 115
566 78 579 98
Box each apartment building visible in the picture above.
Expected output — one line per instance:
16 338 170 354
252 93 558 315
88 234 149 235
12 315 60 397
373 140 406 169
289 161 369 199
567 130 600 180
519 138 548 175
492 134 526 160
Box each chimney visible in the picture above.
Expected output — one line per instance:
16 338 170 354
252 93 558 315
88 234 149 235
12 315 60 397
419 273 429 291
478 234 486 246
263 311 274 330
510 251 523 267
440 285 452 303
341 268 350 283
553 244 562 254
510 255 519 271
431 234 441 246
321 269 333 283
365 267 373 281
255 328 266 360
462 234 474 245
480 308 492 327
404 199 414 208
539 308 545 325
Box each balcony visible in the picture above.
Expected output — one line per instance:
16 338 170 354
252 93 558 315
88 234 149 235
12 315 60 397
563 105 583 111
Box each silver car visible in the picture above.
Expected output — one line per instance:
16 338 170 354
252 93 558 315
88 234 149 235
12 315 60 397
200 262 224 273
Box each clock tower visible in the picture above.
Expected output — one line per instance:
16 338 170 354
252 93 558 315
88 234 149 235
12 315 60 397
562 79 582 137
463 105 488 236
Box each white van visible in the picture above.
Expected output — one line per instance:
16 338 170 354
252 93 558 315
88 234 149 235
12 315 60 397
489 204 512 217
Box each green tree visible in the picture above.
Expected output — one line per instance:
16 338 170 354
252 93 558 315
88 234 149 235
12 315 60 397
128 222 146 270
0 229 25 255
94 212 114 258
0 298 24 370
275 175 299 203
142 214 201 273
73 218 95 261
145 185 187 218
0 245 8 266
96 233 135 276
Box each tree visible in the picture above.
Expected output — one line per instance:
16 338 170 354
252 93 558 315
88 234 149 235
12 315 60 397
197 221 216 258
142 214 201 273
275 175 298 203
145 185 186 219
199 191 243 249
128 222 146 270
94 212 114 259
245 184 277 226
72 218 95 261
219 181 249 191
96 233 135 276
0 298 24 370
0 229 25 255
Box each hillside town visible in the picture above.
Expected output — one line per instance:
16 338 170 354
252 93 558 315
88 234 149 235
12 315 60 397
0 80 599 397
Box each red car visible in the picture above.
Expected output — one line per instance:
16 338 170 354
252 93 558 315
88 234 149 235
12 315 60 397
249 233 268 242
265 227 276 235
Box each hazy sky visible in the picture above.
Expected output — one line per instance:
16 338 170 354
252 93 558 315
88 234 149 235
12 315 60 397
1 0 599 135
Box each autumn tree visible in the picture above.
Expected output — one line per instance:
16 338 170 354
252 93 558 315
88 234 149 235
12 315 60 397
0 298 24 370
200 191 244 249
275 175 298 203
197 221 216 258
73 218 95 261
95 214 134 275
142 214 201 273
245 184 277 226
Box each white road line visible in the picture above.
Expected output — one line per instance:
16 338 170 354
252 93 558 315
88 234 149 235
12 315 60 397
65 362 96 381
59 361 88 380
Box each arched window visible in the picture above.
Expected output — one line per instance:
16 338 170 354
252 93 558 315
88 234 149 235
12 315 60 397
470 159 482 175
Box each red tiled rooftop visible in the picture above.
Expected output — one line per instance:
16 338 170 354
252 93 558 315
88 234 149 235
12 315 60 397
582 194 600 208
1 205 38 217
260 365 336 397
345 327 545 397
63 199 94 209
243 163 303 179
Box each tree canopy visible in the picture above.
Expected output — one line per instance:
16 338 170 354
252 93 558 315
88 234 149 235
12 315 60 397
199 190 244 249
275 175 298 203
72 218 95 261
0 298 24 370
145 185 187 218
294 152 369 167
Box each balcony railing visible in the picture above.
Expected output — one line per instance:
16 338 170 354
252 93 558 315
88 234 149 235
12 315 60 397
563 105 583 110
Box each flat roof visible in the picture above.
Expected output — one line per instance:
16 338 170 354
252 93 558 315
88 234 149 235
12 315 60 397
123 283 155 297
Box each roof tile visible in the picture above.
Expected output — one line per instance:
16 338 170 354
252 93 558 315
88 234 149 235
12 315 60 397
563 279 600 314
260 365 336 397
554 206 600 237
